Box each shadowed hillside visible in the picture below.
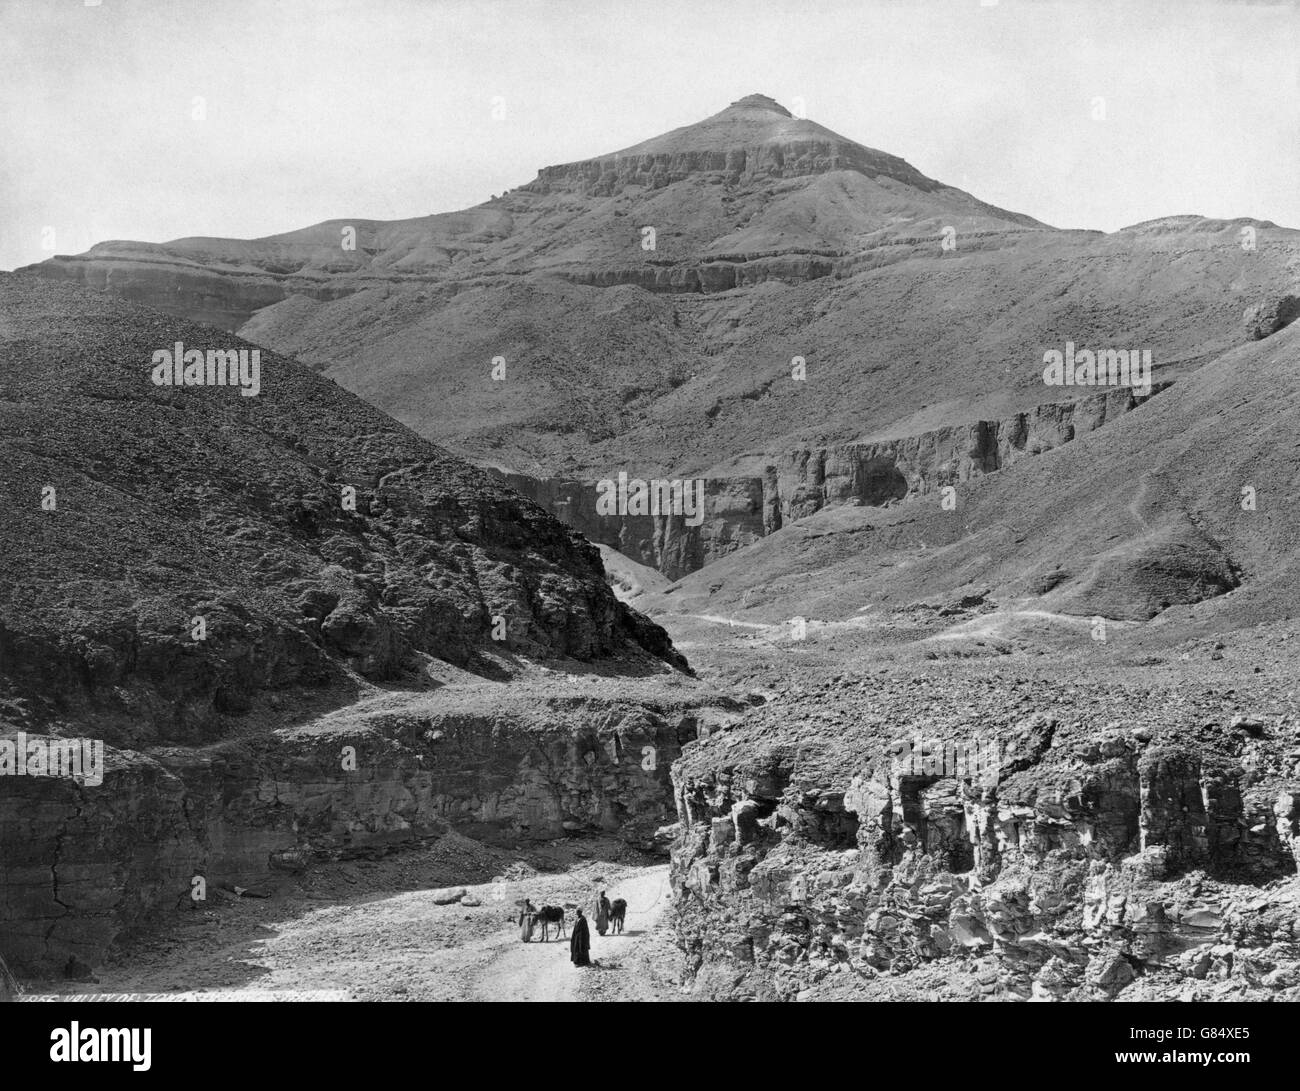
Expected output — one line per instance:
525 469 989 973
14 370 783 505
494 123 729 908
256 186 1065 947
0 275 685 749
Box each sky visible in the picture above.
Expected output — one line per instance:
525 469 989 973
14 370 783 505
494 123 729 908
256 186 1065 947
1 0 1297 270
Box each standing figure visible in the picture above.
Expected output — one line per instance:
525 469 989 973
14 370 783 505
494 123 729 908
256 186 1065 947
594 889 611 936
570 908 591 967
518 898 537 942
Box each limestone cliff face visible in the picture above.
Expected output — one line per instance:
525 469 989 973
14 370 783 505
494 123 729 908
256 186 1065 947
522 95 939 195
506 386 1166 579
669 716 1300 1001
560 253 839 294
523 142 934 200
500 473 771 582
27 245 335 330
0 690 738 974
773 384 1167 516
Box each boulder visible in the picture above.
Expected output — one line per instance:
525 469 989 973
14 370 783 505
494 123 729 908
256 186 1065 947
1243 294 1300 340
1086 948 1135 994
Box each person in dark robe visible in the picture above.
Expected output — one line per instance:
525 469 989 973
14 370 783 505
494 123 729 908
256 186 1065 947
518 899 536 942
594 890 611 936
570 908 591 966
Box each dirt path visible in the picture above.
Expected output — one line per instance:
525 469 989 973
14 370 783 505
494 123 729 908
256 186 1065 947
470 865 672 1002
19 839 680 1004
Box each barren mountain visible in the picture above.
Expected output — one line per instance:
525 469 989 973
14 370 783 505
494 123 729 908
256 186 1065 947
25 93 1042 324
21 93 1060 474
23 95 1300 589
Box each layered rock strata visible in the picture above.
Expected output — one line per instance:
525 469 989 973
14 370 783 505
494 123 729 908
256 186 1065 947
506 385 1166 579
668 676 1300 1001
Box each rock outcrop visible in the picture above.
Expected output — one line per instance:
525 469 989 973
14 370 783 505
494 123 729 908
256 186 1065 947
1243 293 1300 340
505 385 1166 579
668 671 1300 1002
500 473 771 581
523 94 943 196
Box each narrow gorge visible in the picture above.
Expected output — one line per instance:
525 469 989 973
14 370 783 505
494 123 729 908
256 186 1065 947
504 384 1168 579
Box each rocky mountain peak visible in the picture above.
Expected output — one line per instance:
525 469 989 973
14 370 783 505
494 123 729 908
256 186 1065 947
518 93 942 200
24 94 1046 340
725 93 792 117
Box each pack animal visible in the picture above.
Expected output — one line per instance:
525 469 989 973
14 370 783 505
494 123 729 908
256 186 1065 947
610 898 627 934
536 905 567 941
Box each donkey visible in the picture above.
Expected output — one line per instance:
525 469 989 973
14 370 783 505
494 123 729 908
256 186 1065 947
536 904 567 941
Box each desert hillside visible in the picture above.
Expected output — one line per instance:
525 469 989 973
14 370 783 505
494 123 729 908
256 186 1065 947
0 275 687 748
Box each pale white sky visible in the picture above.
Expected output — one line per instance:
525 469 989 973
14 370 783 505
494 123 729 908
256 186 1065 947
1 0 1297 270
